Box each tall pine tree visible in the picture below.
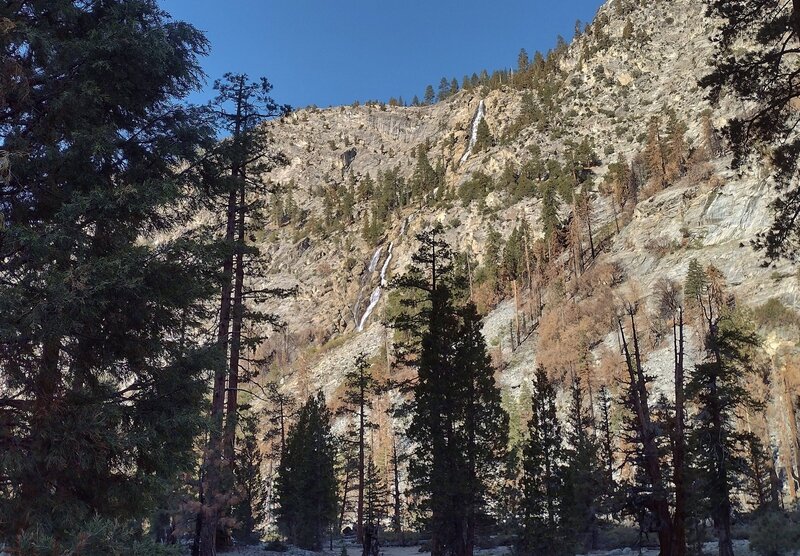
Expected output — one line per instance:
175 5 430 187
393 226 508 556
276 393 338 551
0 1 218 551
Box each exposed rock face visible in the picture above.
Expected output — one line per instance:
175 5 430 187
253 0 798 409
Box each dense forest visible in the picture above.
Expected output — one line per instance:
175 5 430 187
1 1 800 556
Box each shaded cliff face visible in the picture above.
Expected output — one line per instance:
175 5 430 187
253 0 798 399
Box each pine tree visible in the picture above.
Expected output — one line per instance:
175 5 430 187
514 48 527 73
684 258 707 309
0 2 219 550
688 287 762 556
392 226 508 556
364 456 391 529
276 393 338 551
519 367 566 556
560 375 603 553
411 142 439 199
617 307 674 556
540 184 561 258
424 85 436 105
438 77 451 102
702 0 800 257
597 385 617 511
199 72 291 556
473 118 493 153
232 408 267 545
338 353 384 543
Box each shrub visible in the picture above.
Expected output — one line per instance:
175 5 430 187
749 511 800 556
753 298 800 330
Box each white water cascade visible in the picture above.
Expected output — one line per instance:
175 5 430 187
367 245 383 272
357 286 382 332
356 242 396 332
459 100 486 164
380 242 393 286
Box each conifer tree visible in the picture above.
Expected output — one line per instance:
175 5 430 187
518 48 530 74
687 274 762 556
519 367 566 556
199 72 291 556
540 185 561 258
393 226 508 556
450 78 460 96
560 375 603 553
424 85 436 105
597 385 617 509
411 142 439 199
364 455 391 530
474 119 494 152
276 393 338 551
702 0 800 257
438 77 451 102
232 407 267 545
0 2 219 550
618 307 674 556
338 353 384 543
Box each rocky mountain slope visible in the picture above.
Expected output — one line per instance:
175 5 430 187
252 0 798 450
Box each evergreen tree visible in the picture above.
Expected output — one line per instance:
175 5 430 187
450 78 460 96
438 77 451 102
199 72 291 556
540 184 561 258
424 85 436 105
684 258 707 309
519 367 566 556
411 142 439 199
688 280 762 556
338 353 384 543
701 0 800 257
364 455 391 529
473 119 494 153
0 2 219 550
617 308 674 556
560 375 603 553
232 407 267 545
393 226 508 556
597 385 617 511
517 48 530 74
276 393 338 551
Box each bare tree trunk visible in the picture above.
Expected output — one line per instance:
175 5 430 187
357 379 365 544
392 435 402 535
200 77 246 556
619 314 673 556
672 308 687 556
224 173 246 466
199 184 236 556
784 373 800 501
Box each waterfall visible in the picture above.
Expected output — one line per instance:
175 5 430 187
459 100 486 164
367 245 383 273
380 242 393 286
357 242 396 331
357 286 382 332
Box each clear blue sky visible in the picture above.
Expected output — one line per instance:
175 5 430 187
161 1 605 109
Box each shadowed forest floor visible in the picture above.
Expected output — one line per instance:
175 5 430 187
218 538 760 556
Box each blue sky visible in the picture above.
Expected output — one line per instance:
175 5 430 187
161 1 605 109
